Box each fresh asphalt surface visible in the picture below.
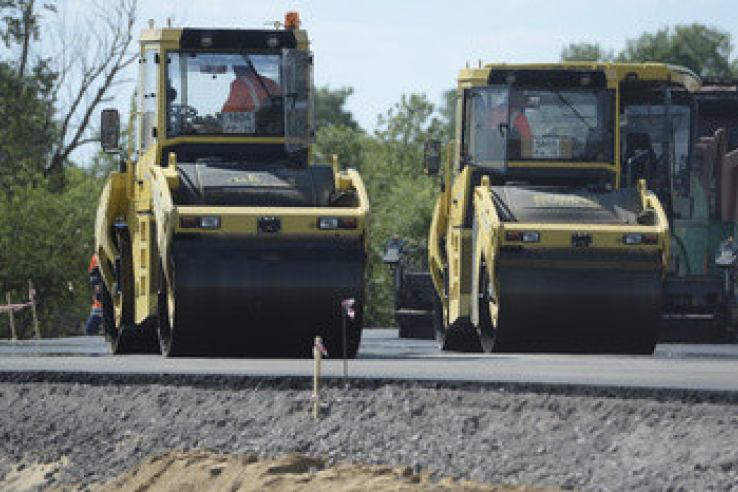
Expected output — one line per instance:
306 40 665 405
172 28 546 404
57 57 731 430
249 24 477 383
1 329 738 392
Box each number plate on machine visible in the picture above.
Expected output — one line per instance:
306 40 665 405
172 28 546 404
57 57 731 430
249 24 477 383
222 111 256 134
532 137 562 158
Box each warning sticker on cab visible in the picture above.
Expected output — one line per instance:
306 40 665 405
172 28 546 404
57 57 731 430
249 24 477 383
222 111 256 134
532 137 561 158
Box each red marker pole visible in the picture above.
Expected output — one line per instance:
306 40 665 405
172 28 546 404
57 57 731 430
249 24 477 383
342 307 348 380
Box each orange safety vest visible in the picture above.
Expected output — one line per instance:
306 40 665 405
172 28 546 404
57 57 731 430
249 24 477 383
221 74 281 113
88 254 99 273
510 109 532 140
89 254 102 309
489 106 532 140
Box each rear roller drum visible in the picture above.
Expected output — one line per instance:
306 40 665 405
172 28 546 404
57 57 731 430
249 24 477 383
157 265 195 357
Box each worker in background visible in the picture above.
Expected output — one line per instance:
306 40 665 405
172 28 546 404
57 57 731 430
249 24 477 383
84 254 103 335
221 64 282 113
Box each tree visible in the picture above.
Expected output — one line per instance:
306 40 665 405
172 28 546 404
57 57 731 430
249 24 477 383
0 0 56 79
45 0 138 178
313 85 359 131
375 93 444 175
0 166 104 337
561 42 614 62
439 88 457 142
358 94 445 326
562 24 738 77
0 0 138 180
0 1 138 337
0 61 54 189
618 24 735 77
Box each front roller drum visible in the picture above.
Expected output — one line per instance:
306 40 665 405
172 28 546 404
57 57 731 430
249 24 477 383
480 267 662 354
160 237 365 358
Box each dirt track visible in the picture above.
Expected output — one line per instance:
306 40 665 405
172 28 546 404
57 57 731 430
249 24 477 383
0 374 737 491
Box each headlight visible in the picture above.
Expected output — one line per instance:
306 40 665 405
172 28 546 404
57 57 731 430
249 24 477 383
623 233 658 245
199 216 221 229
318 217 340 230
318 217 357 230
179 216 221 229
505 230 540 243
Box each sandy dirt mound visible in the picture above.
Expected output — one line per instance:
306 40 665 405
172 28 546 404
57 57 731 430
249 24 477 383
71 449 558 492
2 458 68 492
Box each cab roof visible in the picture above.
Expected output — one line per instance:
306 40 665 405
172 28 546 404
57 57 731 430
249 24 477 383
459 62 701 92
139 27 309 51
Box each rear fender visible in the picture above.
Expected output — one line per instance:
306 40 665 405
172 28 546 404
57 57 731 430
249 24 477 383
638 179 671 270
334 167 371 251
471 178 502 326
95 172 128 288
150 165 177 287
428 195 448 301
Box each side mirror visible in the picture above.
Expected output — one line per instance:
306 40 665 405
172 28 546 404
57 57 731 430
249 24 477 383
423 139 441 175
100 108 120 153
383 237 403 265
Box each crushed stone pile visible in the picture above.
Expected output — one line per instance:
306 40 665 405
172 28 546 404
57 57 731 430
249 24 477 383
0 374 737 491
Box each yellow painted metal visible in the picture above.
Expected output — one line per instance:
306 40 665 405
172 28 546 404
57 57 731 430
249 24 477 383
460 62 701 91
174 206 366 236
507 161 615 171
94 20 368 332
428 61 687 338
94 172 128 287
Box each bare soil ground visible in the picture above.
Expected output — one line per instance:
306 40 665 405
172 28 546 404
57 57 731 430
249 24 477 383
6 449 557 491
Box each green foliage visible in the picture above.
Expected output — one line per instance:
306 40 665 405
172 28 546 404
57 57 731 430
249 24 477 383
439 89 457 141
314 85 359 131
562 23 738 78
561 42 614 62
0 167 103 338
0 61 54 189
314 124 364 171
0 0 56 50
618 24 736 77
0 1 106 338
316 93 444 326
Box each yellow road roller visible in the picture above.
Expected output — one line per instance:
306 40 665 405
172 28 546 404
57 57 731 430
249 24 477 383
95 13 369 357
425 62 700 354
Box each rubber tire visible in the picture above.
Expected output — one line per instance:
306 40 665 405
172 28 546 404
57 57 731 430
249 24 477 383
443 319 483 353
432 292 445 348
433 274 482 353
102 282 159 355
157 264 187 357
477 265 498 353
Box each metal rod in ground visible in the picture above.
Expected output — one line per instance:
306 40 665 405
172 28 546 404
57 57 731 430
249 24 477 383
342 310 348 380
312 336 322 419
28 280 40 340
6 292 16 341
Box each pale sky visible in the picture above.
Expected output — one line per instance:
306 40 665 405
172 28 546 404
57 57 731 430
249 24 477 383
62 0 738 133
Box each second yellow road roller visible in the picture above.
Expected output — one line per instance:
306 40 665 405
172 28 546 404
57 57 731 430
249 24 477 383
425 62 699 354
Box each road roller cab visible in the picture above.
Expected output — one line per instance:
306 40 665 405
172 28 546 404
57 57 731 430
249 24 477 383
94 14 369 357
426 62 699 354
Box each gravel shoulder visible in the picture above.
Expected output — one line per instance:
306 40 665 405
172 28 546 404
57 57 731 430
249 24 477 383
0 374 737 491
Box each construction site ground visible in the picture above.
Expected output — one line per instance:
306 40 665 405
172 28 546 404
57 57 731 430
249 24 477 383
0 367 737 491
